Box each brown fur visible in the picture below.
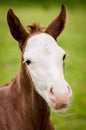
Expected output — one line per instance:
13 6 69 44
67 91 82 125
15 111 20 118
45 5 66 39
26 23 45 34
0 5 66 130
0 59 54 130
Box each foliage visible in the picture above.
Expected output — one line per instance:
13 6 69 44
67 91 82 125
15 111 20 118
0 3 86 130
0 0 86 8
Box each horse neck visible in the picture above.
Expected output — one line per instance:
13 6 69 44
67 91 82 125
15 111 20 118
15 57 50 129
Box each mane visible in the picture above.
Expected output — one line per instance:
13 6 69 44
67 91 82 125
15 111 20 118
26 23 45 34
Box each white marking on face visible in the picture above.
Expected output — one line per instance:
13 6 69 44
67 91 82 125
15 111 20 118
23 33 72 112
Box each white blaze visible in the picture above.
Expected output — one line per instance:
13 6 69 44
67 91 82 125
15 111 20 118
23 33 71 112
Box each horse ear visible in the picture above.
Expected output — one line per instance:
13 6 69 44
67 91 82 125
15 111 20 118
45 5 66 40
7 9 28 50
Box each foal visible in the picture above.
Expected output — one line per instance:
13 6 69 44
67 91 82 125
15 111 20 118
0 5 72 130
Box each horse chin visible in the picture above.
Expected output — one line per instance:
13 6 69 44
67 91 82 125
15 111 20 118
51 107 67 113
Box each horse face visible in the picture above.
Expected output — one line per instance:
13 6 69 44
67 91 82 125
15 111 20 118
23 33 72 112
7 5 72 112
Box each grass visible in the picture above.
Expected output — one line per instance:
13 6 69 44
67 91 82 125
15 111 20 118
0 3 86 130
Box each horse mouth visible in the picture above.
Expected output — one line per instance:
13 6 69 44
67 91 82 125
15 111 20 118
49 102 69 113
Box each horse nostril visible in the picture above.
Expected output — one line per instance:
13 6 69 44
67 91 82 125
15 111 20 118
49 87 55 102
67 85 72 97
49 87 53 95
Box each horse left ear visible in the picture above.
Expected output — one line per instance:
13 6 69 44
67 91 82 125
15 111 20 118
7 9 28 50
45 5 66 40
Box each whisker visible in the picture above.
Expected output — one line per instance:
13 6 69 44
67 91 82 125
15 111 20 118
61 112 76 117
23 60 26 63
57 112 76 118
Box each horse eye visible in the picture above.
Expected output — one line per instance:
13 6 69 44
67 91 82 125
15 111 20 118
63 54 66 60
26 60 31 65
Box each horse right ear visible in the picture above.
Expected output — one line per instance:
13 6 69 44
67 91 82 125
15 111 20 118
45 5 66 40
7 9 28 50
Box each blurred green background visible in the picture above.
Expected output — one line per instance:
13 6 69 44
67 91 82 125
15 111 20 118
0 0 86 130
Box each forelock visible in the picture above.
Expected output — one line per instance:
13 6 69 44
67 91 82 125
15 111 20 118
26 23 45 34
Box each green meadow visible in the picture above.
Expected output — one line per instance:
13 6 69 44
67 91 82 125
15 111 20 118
0 1 86 130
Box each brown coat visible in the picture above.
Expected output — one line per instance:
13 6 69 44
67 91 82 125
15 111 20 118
0 62 54 130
